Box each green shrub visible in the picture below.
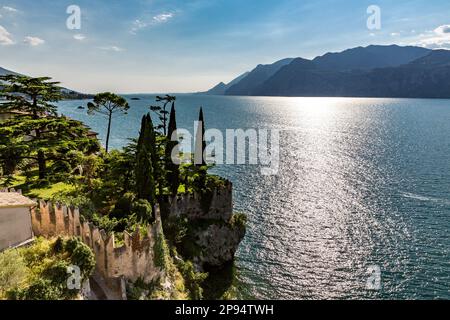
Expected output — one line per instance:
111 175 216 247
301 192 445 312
6 238 95 300
70 244 96 279
91 214 120 233
178 260 208 300
126 278 157 300
52 237 64 254
7 278 62 300
0 249 28 297
21 237 52 267
3 237 95 300
64 237 79 255
164 216 189 245
153 227 170 269
110 192 135 220
64 237 96 279
132 199 153 223
230 213 247 230
51 192 96 219
42 259 70 285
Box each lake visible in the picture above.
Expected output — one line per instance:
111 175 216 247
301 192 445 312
58 95 450 299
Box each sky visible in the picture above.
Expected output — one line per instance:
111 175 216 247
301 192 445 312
1 0 450 93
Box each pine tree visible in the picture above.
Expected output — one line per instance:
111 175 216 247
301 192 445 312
166 102 180 196
151 95 176 135
0 75 62 179
0 117 100 180
0 75 61 117
87 92 129 153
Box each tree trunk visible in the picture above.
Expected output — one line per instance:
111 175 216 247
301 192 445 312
106 113 112 153
38 150 47 179
2 160 17 176
31 95 47 179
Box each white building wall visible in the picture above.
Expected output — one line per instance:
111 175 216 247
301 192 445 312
0 207 33 251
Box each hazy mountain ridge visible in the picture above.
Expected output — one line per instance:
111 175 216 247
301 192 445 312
201 45 450 98
312 45 431 71
256 49 450 98
0 66 92 99
200 71 250 95
0 67 19 76
225 58 295 95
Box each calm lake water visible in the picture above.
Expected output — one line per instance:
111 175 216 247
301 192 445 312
58 95 450 300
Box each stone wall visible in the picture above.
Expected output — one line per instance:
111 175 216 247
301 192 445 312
16 180 240 296
31 201 164 288
164 181 245 267
166 180 233 221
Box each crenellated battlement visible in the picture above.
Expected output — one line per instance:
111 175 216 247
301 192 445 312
31 200 164 287
2 181 236 298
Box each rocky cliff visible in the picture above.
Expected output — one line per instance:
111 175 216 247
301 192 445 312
164 181 246 267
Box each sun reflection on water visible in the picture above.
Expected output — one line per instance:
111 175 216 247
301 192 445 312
58 96 450 299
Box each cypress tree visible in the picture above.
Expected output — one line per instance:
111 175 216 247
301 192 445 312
135 114 156 205
146 113 163 198
166 102 180 196
167 102 177 140
146 114 157 166
193 107 207 193
194 107 207 167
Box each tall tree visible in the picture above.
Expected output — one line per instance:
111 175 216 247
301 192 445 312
135 114 156 205
150 95 176 135
0 116 100 180
0 137 26 176
166 102 180 195
0 75 62 179
87 92 129 153
194 107 207 167
0 75 61 117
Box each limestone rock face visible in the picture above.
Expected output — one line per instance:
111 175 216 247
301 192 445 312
165 181 247 267
194 221 246 266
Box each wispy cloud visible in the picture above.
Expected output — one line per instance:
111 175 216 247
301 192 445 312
0 24 14 45
98 45 124 52
153 13 173 23
2 6 18 13
73 34 86 41
434 24 450 35
411 24 450 49
23 36 45 46
131 12 174 34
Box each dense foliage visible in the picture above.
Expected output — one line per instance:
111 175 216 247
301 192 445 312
135 114 157 207
0 77 242 300
0 237 95 300
0 75 100 179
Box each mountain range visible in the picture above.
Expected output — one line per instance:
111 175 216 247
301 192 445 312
0 67 19 76
201 45 450 98
0 66 92 100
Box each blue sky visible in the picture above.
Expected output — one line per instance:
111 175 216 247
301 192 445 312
1 0 450 93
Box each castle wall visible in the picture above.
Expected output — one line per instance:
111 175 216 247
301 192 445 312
9 180 235 298
31 201 164 289
167 181 233 221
